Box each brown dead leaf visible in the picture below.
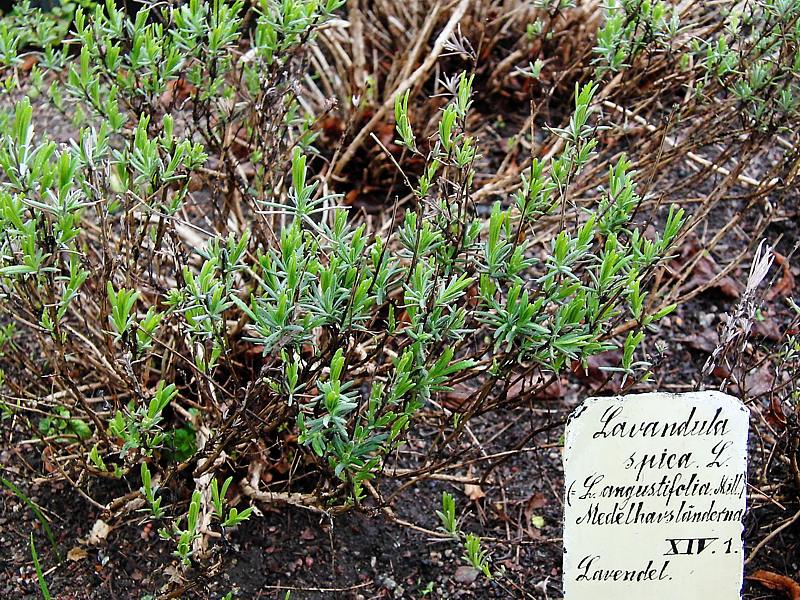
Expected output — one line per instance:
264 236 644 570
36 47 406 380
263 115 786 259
711 364 730 380
20 55 39 73
443 384 475 411
523 493 549 539
718 363 775 400
376 121 396 148
506 372 562 401
525 492 548 511
344 189 360 206
743 363 774 398
41 446 57 475
270 460 292 479
765 252 795 300
572 350 623 392
748 570 800 599
67 547 88 562
673 243 741 298
464 482 486 501
767 393 788 427
160 78 196 108
678 328 719 353
753 313 783 341
321 115 345 138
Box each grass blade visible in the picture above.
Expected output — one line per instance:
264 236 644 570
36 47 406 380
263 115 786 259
30 533 52 600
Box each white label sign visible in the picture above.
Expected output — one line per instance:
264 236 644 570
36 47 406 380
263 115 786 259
563 391 748 599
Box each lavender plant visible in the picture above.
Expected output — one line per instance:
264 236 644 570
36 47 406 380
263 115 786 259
0 0 685 579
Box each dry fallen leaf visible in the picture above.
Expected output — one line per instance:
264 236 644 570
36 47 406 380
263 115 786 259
678 328 720 354
571 350 623 392
67 547 88 562
673 243 741 298
20 55 39 73
524 492 548 539
742 363 774 398
753 313 784 341
41 446 57 475
767 388 789 427
506 372 562 401
524 492 547 513
442 384 475 410
748 570 800 599
765 252 795 300
464 481 486 501
87 519 111 545
159 78 196 108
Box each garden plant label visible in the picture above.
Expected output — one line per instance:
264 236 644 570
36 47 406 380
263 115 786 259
563 391 749 599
